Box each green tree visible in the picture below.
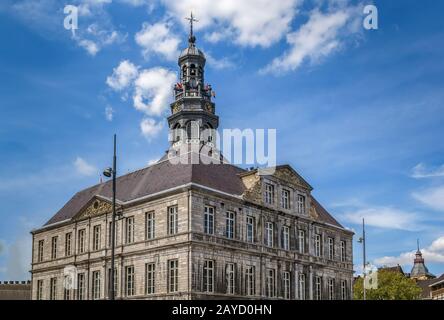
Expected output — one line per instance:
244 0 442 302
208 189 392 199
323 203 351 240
354 269 422 300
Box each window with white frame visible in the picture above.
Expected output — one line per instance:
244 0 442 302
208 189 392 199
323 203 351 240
38 240 44 262
203 260 214 293
125 266 135 296
315 234 322 257
264 183 275 205
204 205 214 235
65 232 72 256
63 276 71 300
36 279 43 300
265 222 274 247
298 230 305 253
266 269 276 298
108 268 118 298
226 263 235 294
315 276 322 300
92 271 101 300
297 194 305 214
93 225 101 251
283 271 291 299
145 211 155 240
168 259 179 292
282 226 290 250
226 211 235 239
341 280 347 300
49 277 57 300
281 189 290 209
246 216 255 243
168 206 178 235
328 237 334 260
145 263 155 294
77 273 85 300
298 273 306 300
245 266 255 296
78 229 85 253
340 241 346 262
51 236 57 259
328 278 335 300
108 221 118 247
125 216 135 244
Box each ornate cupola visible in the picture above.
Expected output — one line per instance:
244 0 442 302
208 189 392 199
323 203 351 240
410 239 435 281
167 13 219 154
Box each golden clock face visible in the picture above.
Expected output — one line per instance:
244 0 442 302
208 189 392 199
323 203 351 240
205 103 212 113
172 103 181 114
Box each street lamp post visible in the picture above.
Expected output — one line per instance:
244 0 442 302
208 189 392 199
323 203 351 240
358 218 367 300
103 134 117 300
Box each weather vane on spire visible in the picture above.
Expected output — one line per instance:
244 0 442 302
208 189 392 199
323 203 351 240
185 12 198 45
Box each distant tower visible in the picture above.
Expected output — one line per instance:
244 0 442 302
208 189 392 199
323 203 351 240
167 13 219 159
410 239 435 281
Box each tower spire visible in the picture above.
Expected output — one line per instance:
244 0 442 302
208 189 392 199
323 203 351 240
185 12 198 45
417 238 420 252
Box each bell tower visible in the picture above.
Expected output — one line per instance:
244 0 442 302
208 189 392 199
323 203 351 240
167 13 219 153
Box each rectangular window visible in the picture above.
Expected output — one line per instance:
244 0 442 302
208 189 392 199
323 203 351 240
328 278 335 300
298 230 305 254
168 206 178 235
108 268 118 298
328 237 334 260
145 263 156 295
265 222 274 247
341 280 347 300
92 271 101 300
203 260 214 293
168 259 179 292
246 216 255 243
93 225 101 251
63 276 71 300
265 183 274 205
77 273 85 300
126 216 135 244
282 226 290 250
145 211 155 240
204 206 214 235
65 232 72 256
315 234 322 257
297 194 305 214
36 280 43 300
266 269 276 298
38 240 44 262
78 229 85 253
49 277 57 300
340 241 346 262
51 236 58 259
226 263 235 295
298 273 306 300
315 276 322 300
226 211 235 239
283 271 291 299
245 266 255 296
108 221 117 247
281 189 290 209
125 266 135 296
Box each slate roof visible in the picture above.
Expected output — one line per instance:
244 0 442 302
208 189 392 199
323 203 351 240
43 156 345 231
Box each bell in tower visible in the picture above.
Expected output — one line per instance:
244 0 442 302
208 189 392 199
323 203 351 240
167 13 220 161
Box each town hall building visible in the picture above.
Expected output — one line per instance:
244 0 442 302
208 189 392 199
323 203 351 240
30 20 354 300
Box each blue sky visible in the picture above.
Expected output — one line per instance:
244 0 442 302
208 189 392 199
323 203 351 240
1 0 444 280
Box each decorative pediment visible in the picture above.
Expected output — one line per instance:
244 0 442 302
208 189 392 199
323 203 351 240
267 165 313 191
74 196 113 221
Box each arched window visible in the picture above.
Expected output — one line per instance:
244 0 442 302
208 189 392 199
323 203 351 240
190 64 196 76
201 123 214 142
182 66 187 80
186 121 199 140
173 123 182 142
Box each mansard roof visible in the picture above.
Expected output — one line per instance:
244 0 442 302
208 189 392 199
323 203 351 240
42 155 345 231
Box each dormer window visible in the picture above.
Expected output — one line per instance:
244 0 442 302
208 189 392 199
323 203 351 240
297 194 305 214
281 189 290 209
265 183 274 205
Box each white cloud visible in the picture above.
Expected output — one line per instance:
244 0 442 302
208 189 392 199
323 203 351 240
135 21 181 61
261 7 360 74
205 52 235 70
162 0 300 47
133 67 177 116
140 118 164 140
411 163 444 179
375 236 444 267
147 157 160 165
105 106 114 121
341 206 421 231
106 60 139 91
78 38 100 56
413 186 444 211
74 157 97 176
